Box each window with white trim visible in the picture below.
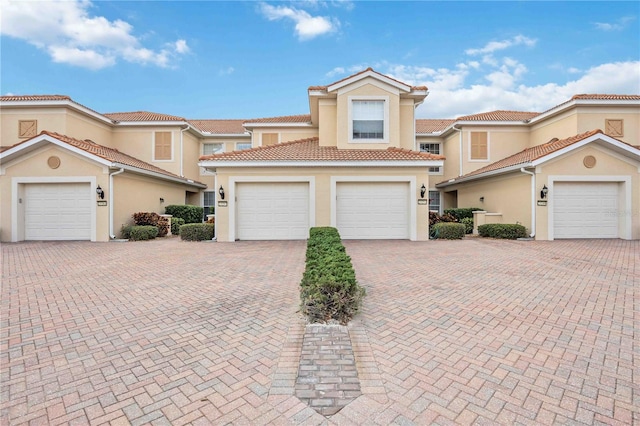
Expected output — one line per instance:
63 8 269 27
428 191 441 213
203 143 223 155
236 142 252 150
349 97 389 143
203 191 215 217
420 143 441 173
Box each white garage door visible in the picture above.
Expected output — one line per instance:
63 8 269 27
24 183 92 240
553 182 619 239
236 182 309 240
337 182 410 239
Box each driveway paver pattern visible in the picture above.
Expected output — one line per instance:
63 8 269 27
1 237 638 425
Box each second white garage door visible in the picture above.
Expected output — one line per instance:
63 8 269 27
553 182 619 239
236 182 309 240
336 182 410 239
24 182 92 240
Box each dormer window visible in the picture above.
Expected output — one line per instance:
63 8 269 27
349 96 389 143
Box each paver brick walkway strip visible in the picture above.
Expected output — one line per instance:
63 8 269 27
295 324 362 416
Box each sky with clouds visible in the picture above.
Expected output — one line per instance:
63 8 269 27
1 0 638 119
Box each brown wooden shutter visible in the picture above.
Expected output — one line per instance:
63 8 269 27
155 132 172 160
470 132 488 160
262 133 278 146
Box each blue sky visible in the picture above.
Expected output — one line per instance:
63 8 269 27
1 1 639 120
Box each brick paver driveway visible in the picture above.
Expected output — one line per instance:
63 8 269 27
1 238 638 425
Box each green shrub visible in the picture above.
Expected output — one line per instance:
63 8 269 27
129 225 158 241
431 222 466 239
171 217 185 235
461 217 474 234
165 205 204 224
179 223 214 241
477 224 528 239
120 224 133 239
300 227 365 325
443 207 483 221
132 212 167 237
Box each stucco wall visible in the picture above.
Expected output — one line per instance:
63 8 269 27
1 107 68 148
213 166 431 242
0 145 110 242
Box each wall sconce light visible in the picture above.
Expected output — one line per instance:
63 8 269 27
540 185 548 199
159 198 165 203
96 185 105 199
420 184 426 199
479 196 485 202
218 185 225 200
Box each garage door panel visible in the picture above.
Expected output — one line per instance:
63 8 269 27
25 183 92 240
553 182 618 239
236 182 309 240
337 182 409 239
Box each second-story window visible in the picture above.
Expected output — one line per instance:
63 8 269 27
236 142 252 150
203 143 223 155
420 143 442 173
352 100 384 139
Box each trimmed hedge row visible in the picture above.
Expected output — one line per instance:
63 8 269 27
443 207 482 221
478 224 528 239
164 205 204 224
128 225 158 241
171 217 185 235
431 222 466 240
300 227 365 325
179 223 214 241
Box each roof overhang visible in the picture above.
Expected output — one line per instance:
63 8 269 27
242 122 313 129
328 69 412 93
530 98 640 124
0 99 114 125
436 133 640 188
199 160 444 169
0 133 206 189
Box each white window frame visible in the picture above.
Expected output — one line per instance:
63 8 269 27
203 190 215 218
153 131 173 162
203 143 224 156
428 190 441 214
468 131 490 162
236 142 252 151
420 143 442 174
348 96 389 144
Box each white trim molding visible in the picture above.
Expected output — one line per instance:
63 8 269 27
330 176 417 241
228 176 316 242
546 175 632 241
11 176 97 242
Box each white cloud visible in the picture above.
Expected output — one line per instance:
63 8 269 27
594 16 636 31
410 60 640 118
259 2 339 40
0 0 189 70
218 66 235 76
465 35 537 56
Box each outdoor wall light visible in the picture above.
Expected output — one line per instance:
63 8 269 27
159 198 165 203
96 185 105 199
540 185 549 199
218 185 225 200
420 184 426 199
479 196 485 202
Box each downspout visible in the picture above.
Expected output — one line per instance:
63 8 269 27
520 168 536 238
109 168 125 239
452 124 463 176
179 124 190 177
413 104 418 151
213 172 218 241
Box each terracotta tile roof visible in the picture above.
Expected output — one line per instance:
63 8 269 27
308 67 428 91
188 119 247 134
243 114 311 124
442 129 606 184
416 119 456 133
200 137 444 162
0 94 72 101
456 110 540 122
10 131 204 186
104 111 186 122
571 94 640 100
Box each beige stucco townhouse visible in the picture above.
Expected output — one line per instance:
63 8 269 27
1 70 639 242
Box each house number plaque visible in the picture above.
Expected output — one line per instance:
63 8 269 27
218 201 228 207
